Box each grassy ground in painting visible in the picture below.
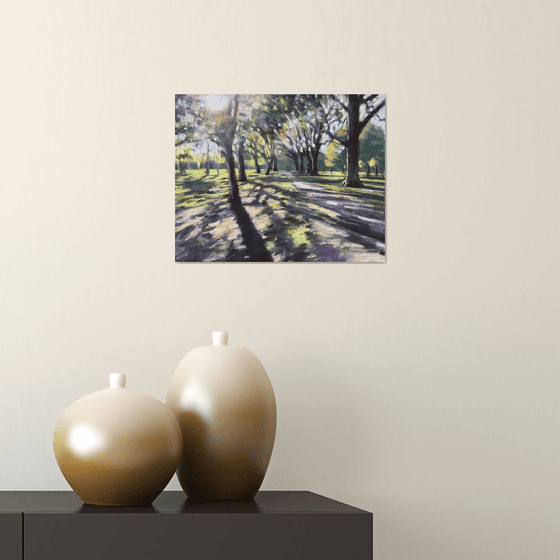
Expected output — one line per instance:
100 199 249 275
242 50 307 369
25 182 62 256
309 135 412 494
175 169 385 262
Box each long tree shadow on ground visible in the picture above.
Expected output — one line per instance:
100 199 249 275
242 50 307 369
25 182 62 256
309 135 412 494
230 199 273 262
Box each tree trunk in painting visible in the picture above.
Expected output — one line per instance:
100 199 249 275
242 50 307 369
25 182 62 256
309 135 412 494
272 153 278 172
224 146 239 202
343 95 364 188
265 156 273 175
253 153 261 173
237 140 247 182
264 137 274 175
310 149 319 175
205 144 210 175
305 152 312 174
289 155 299 172
366 164 371 177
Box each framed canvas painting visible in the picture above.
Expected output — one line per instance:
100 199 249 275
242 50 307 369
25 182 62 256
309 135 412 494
175 94 385 262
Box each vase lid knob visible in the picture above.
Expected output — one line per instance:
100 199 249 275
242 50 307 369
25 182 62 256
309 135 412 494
109 373 126 388
212 332 229 346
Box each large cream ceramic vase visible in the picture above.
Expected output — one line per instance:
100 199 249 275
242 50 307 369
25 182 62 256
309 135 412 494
166 332 277 500
53 373 183 506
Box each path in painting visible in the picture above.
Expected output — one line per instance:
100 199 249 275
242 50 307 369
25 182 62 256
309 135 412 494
175 170 385 262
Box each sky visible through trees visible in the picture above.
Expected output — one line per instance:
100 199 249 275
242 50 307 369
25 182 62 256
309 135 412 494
175 94 386 262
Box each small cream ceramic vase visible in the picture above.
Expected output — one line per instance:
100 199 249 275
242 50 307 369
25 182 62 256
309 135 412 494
53 373 183 506
166 332 277 500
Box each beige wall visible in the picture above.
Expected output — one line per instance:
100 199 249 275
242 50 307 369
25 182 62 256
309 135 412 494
1 0 560 558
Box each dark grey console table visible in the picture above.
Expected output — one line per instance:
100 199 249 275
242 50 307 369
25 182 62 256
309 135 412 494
0 491 372 559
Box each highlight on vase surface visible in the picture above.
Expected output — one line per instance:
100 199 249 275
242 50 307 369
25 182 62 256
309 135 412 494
175 94 386 263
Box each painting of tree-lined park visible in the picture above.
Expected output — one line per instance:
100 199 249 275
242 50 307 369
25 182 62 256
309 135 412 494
175 94 386 262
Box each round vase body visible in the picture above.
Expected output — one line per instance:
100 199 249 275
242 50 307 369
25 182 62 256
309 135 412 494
53 374 183 506
166 332 277 500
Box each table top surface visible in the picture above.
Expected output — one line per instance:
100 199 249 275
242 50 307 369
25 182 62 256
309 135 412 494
0 491 370 514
